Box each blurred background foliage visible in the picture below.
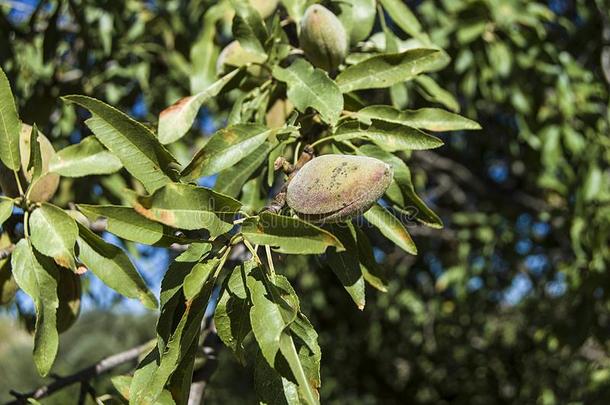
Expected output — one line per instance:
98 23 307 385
0 0 609 403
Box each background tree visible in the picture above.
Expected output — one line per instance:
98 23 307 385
0 0 608 404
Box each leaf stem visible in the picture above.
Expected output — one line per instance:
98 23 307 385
265 245 276 278
13 170 24 196
23 210 30 239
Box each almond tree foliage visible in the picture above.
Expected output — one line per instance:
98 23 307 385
0 0 481 403
0 0 608 404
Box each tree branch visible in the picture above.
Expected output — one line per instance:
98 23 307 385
6 341 154 404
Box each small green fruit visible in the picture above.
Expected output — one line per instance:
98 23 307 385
337 0 376 45
286 154 393 223
299 5 348 71
216 40 267 76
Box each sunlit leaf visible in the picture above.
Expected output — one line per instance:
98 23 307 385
0 197 13 226
29 203 78 270
241 212 344 254
158 69 242 145
336 49 443 93
133 183 241 234
11 240 59 376
273 59 343 126
181 124 274 181
364 203 417 255
0 67 21 171
334 120 443 151
49 136 123 177
356 106 481 132
62 95 179 193
77 204 190 246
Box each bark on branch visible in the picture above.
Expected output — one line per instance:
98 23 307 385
6 341 154 404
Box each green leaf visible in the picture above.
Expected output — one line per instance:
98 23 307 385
247 268 294 367
130 256 221 405
0 67 21 171
415 75 460 112
278 332 319 405
11 240 59 376
241 212 344 254
190 5 225 93
111 375 176 405
29 203 78 270
28 124 43 182
272 59 343 126
49 136 123 177
76 223 157 309
133 183 241 234
215 261 255 364
379 0 427 41
281 0 307 23
77 204 190 246
334 120 443 151
0 197 13 226
231 0 268 55
158 69 242 145
359 144 442 228
354 227 388 292
62 95 178 193
356 106 481 132
336 49 443 93
325 223 366 309
364 203 417 255
216 142 274 197
181 124 274 181
182 257 219 300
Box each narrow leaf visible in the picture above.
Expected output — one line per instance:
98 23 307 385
181 124 274 181
133 183 241 234
77 204 190 246
336 49 443 93
359 144 442 228
29 203 78 269
247 268 291 366
415 75 460 112
28 124 43 182
215 261 254 364
0 197 13 226
0 68 21 171
241 212 344 254
216 142 273 197
334 120 443 151
231 0 268 54
11 240 59 376
62 95 178 193
273 59 343 126
49 136 123 177
158 69 242 145
364 203 417 255
76 223 157 309
356 106 481 132
325 224 366 309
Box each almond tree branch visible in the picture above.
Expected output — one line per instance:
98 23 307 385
6 341 155 405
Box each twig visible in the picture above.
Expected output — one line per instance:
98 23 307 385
6 341 154 404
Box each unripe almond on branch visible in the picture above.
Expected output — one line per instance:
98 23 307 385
286 154 393 223
299 5 348 72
